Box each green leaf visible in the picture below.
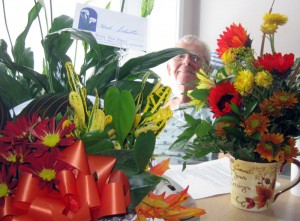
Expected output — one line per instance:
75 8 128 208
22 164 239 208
216 115 240 124
195 120 214 137
189 89 209 102
230 103 241 115
81 130 114 154
224 127 245 140
183 112 202 126
133 131 156 172
140 0 155 17
0 95 11 130
244 101 258 118
169 126 197 150
104 87 135 146
128 172 161 211
119 48 188 80
0 65 32 109
12 2 42 66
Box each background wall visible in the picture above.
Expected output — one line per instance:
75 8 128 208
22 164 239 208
198 0 300 56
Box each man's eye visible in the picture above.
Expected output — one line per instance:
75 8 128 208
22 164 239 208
191 55 200 62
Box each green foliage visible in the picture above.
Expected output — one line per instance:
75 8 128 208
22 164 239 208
140 0 155 17
104 87 136 147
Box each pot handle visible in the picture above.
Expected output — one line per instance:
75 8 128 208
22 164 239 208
273 159 300 202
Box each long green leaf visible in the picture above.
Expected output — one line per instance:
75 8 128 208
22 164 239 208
119 48 188 80
0 65 32 109
12 2 42 65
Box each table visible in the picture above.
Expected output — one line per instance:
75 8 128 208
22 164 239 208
196 178 300 221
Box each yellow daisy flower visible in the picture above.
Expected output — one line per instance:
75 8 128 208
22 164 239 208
233 70 254 96
263 13 288 26
260 23 278 34
255 70 273 88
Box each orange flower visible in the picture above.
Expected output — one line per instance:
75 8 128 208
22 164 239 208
134 187 205 220
259 98 282 117
255 133 284 162
270 91 298 108
149 158 170 176
280 137 299 163
215 122 235 139
216 23 251 57
243 113 270 136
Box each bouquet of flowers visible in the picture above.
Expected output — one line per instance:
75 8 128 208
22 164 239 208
0 62 206 221
173 0 300 164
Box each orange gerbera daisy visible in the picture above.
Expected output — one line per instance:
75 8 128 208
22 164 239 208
243 113 270 136
279 137 299 163
216 23 251 57
259 98 282 117
255 133 284 162
215 122 235 139
270 91 298 108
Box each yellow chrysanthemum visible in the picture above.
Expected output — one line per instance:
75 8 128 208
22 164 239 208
221 48 236 64
260 23 278 34
233 70 254 96
255 70 273 88
195 69 215 89
263 13 288 26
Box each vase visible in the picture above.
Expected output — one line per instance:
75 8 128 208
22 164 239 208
230 158 300 211
290 140 300 196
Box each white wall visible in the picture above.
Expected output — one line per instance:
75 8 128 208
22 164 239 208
198 0 300 57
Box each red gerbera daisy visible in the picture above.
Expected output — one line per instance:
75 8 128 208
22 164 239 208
0 165 18 207
256 53 295 79
20 152 74 191
30 117 76 157
207 81 243 118
0 143 33 177
216 23 251 57
0 112 40 144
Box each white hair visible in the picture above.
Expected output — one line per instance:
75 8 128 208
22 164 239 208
176 35 211 65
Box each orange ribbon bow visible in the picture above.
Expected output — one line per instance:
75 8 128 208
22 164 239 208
0 140 131 221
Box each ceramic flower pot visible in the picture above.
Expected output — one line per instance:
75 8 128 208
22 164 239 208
230 158 300 211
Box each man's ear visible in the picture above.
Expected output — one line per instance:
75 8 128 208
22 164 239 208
167 63 171 76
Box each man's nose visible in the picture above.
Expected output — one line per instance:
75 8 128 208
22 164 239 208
182 55 192 65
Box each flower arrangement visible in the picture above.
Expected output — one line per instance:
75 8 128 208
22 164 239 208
173 0 300 164
0 62 206 220
0 1 206 220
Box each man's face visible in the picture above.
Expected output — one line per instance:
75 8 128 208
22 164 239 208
167 42 204 93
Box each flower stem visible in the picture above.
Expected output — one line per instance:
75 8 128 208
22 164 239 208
1 0 13 50
260 0 276 56
121 0 125 12
270 34 276 53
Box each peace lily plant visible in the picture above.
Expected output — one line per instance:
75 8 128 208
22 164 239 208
0 0 206 220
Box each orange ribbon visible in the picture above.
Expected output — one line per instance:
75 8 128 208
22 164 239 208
0 140 131 221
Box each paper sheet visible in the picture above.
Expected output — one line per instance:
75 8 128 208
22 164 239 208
163 157 232 199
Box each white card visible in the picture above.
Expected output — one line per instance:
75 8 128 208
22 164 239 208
73 3 148 51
